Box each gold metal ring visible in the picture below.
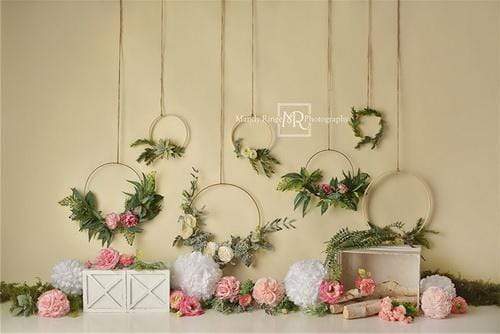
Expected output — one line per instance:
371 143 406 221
148 114 190 148
304 148 355 173
361 169 433 232
83 162 140 194
231 115 275 150
191 182 262 228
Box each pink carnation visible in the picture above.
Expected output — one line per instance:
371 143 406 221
119 254 135 267
104 212 120 230
178 295 204 317
318 280 344 304
380 296 393 312
321 184 333 195
451 296 468 314
120 211 139 228
170 290 185 311
92 248 120 270
378 297 413 324
37 289 70 318
215 276 240 302
421 287 452 319
252 277 285 307
239 294 253 308
356 278 376 296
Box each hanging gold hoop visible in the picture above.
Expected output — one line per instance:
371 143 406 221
148 114 191 148
361 170 433 232
191 182 262 228
84 162 141 194
305 148 355 173
230 115 275 150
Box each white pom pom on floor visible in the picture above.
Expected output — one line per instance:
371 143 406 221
284 259 327 308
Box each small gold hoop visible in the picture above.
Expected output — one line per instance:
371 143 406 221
191 182 262 228
361 169 433 232
231 115 275 150
83 162 141 194
148 114 191 148
305 148 355 173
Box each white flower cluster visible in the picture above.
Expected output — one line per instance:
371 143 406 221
284 259 327 307
51 259 84 295
180 214 197 239
171 252 222 300
204 241 234 264
242 147 257 159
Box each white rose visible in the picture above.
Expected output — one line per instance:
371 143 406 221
183 214 197 228
204 242 219 257
250 230 261 243
217 246 234 263
180 224 193 239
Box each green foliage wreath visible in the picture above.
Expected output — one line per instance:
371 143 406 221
59 172 163 246
349 107 385 149
233 138 280 177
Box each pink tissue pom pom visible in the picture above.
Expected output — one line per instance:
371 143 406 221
421 286 452 319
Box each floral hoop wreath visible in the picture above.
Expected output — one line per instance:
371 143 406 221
349 107 385 149
277 149 371 216
231 115 280 177
131 114 191 165
59 162 163 246
173 168 295 267
361 169 433 232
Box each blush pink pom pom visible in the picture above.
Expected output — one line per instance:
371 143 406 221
421 286 452 319
92 248 120 270
252 277 285 307
215 276 240 302
318 280 344 304
37 289 70 318
451 296 468 314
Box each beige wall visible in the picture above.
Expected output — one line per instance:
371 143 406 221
1 0 499 282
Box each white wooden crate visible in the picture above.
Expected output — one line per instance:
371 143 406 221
340 246 421 305
83 269 169 313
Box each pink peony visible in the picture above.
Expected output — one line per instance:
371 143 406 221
451 296 468 314
252 277 285 307
337 183 349 194
321 184 333 195
215 276 240 302
421 286 452 319
170 290 185 311
104 212 120 230
178 295 204 317
120 211 139 228
238 294 253 308
356 278 376 296
119 254 135 267
92 248 120 270
318 280 344 304
37 289 70 318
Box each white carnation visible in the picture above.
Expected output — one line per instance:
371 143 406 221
51 259 84 295
217 246 234 263
420 274 456 298
284 259 327 307
171 252 222 300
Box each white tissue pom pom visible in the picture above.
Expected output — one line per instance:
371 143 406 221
51 259 84 295
420 274 456 298
284 259 327 307
172 252 222 300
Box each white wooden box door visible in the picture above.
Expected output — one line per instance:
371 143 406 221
126 270 170 312
83 270 126 312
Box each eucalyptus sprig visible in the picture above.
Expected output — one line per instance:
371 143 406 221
277 167 370 216
59 172 163 246
131 138 185 165
324 219 438 280
234 138 280 177
349 107 385 149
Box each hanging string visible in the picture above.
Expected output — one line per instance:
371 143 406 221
396 0 401 171
160 0 166 117
219 0 226 183
327 0 333 150
116 0 124 163
250 0 256 117
366 0 373 107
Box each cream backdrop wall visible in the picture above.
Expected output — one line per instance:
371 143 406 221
1 0 499 282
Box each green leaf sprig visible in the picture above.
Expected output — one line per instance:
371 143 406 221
131 138 185 165
233 138 280 177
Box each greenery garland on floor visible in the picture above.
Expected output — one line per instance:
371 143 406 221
131 138 185 165
349 107 385 149
277 167 370 216
233 138 280 177
421 270 500 306
324 219 438 280
0 280 83 317
59 172 163 246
